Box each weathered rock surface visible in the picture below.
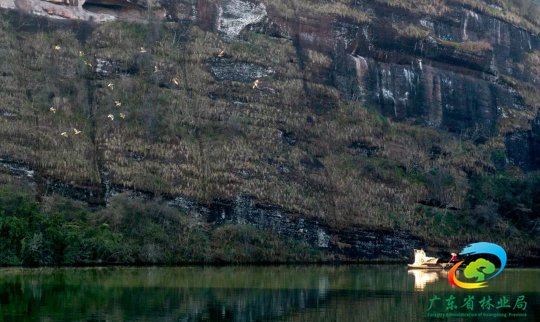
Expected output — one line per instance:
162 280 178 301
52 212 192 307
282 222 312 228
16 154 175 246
6 0 117 21
209 58 274 82
217 0 266 39
506 112 540 171
169 194 421 260
0 0 163 21
327 6 537 135
343 56 523 134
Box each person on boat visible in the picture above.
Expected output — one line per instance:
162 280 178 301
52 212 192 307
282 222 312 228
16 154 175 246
450 253 458 263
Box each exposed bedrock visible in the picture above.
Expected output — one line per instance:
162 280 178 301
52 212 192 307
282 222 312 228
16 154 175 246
216 0 266 39
506 112 540 171
209 58 274 82
338 54 524 135
0 0 161 21
326 8 538 135
168 194 422 260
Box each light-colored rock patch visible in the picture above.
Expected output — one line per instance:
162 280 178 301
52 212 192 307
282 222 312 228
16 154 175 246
217 0 266 39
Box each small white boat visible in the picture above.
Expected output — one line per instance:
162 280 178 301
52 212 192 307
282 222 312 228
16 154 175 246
407 249 451 269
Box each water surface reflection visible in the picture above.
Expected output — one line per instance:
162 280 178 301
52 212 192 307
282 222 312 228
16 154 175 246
0 265 537 321
408 269 448 291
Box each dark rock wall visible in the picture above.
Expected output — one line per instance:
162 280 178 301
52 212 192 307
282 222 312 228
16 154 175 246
346 56 523 134
506 112 540 171
169 194 420 260
322 5 537 136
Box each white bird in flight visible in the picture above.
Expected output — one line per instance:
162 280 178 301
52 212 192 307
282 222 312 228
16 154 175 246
61 132 68 137
108 114 114 121
114 100 122 107
73 128 82 135
49 107 56 113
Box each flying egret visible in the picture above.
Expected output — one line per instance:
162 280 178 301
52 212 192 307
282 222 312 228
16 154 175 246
114 101 122 107
73 128 82 135
61 132 68 137
108 114 114 121
119 112 126 119
49 107 56 113
252 79 260 89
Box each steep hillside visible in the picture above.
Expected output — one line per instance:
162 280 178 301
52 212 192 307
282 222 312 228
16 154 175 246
0 0 539 265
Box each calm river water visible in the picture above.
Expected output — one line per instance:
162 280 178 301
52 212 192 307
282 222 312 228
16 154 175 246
0 265 537 321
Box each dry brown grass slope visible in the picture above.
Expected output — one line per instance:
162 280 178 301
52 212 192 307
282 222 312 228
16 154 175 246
0 1 538 258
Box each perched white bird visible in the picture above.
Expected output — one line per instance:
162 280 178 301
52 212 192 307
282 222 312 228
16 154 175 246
61 132 68 137
172 77 179 86
154 64 159 73
79 51 84 57
54 45 61 50
252 79 260 89
140 47 147 53
114 100 122 107
49 107 56 113
119 112 126 119
107 83 114 90
84 61 92 67
108 114 114 121
218 49 225 57
73 128 82 135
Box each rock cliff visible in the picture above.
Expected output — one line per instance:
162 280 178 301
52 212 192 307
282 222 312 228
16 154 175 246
0 0 539 262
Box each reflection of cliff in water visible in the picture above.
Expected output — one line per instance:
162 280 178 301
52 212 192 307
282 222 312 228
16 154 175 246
187 286 332 322
0 281 427 322
0 266 538 322
0 265 420 322
0 269 332 322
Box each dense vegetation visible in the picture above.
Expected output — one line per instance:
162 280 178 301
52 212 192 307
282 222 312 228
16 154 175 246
1 166 538 266
0 186 322 266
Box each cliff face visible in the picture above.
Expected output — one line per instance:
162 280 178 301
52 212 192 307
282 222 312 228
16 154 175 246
249 0 539 135
0 0 539 262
